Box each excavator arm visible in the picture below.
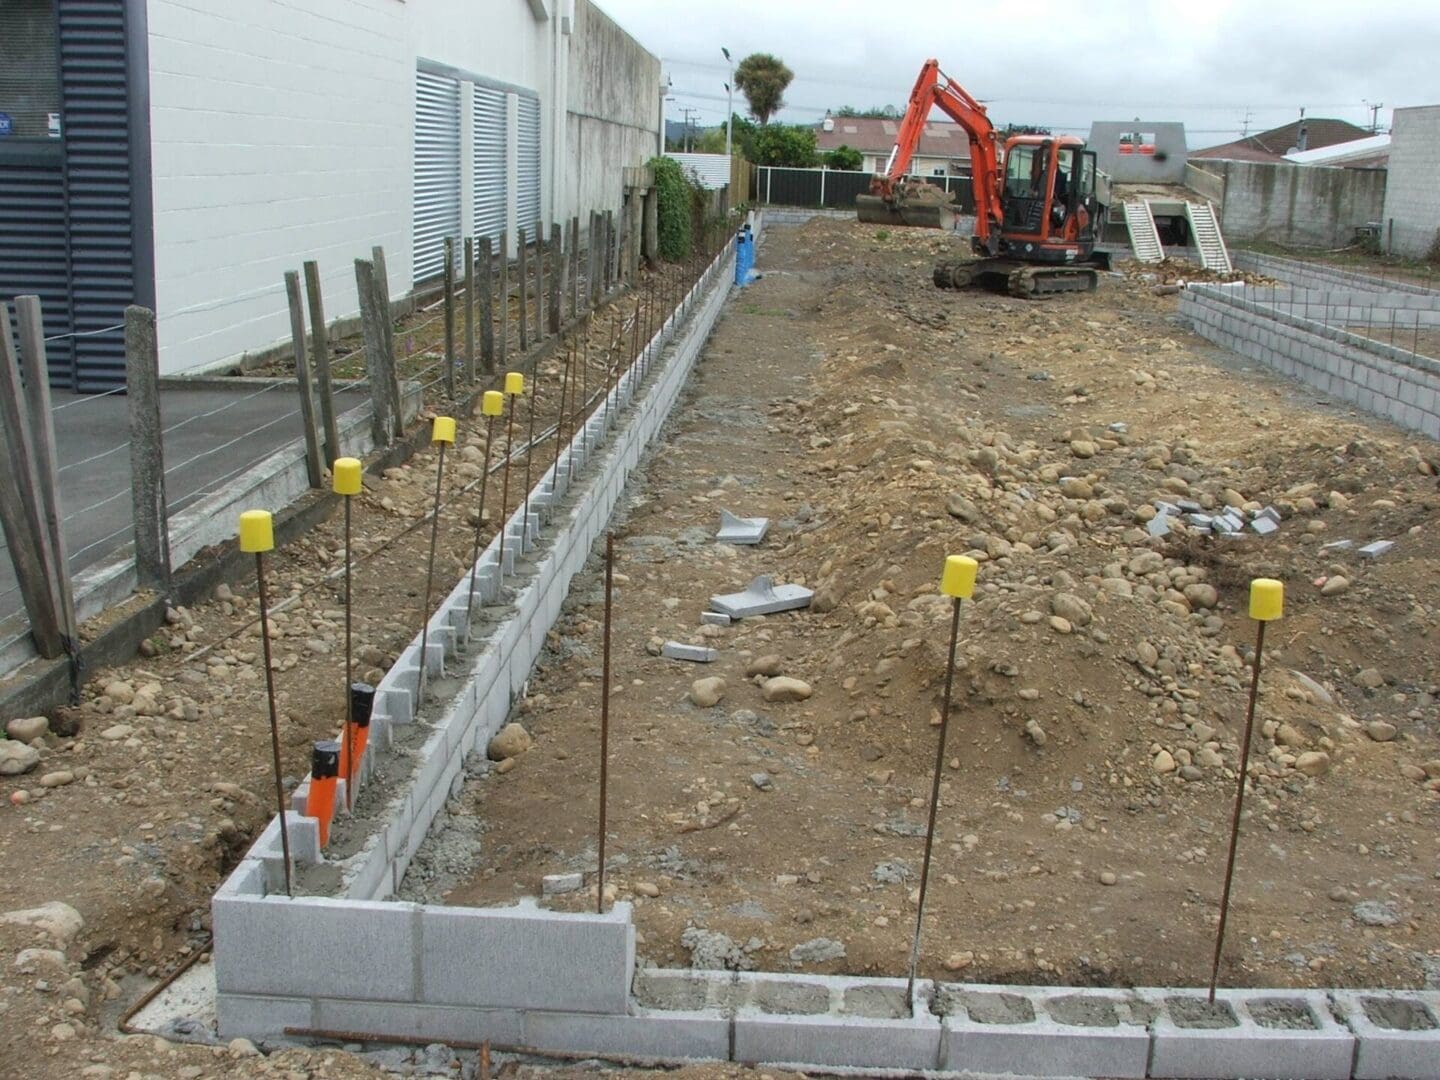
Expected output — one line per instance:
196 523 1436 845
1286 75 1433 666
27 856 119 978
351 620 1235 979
868 59 1003 248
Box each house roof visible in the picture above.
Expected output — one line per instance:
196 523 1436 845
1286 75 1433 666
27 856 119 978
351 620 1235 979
1283 133 1390 169
1190 118 1371 162
816 116 971 162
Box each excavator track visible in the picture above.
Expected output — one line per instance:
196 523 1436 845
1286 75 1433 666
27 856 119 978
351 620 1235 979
933 258 1098 298
1006 265 1099 298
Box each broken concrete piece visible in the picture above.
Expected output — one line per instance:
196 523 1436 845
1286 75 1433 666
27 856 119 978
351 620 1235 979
1359 540 1394 559
1146 513 1173 538
1250 516 1279 536
662 641 718 663
1320 539 1355 552
700 612 731 626
709 575 813 618
1254 505 1281 525
716 509 769 545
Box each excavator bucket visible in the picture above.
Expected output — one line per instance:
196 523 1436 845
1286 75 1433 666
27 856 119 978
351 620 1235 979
855 181 958 230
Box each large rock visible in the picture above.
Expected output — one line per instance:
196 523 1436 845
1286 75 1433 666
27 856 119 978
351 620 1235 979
0 741 40 776
1295 751 1331 777
1050 592 1092 627
761 677 813 703
0 901 84 945
487 723 533 761
746 655 784 678
6 716 48 742
690 677 726 708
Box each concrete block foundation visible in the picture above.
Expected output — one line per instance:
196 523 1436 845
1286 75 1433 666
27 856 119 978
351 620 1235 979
1182 251 1440 440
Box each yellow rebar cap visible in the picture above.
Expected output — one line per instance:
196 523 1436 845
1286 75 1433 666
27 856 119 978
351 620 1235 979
482 390 504 417
239 509 274 554
1249 577 1284 622
941 555 978 599
504 371 525 396
333 457 362 496
432 416 456 444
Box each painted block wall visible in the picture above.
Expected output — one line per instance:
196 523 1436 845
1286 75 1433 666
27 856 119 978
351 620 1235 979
1382 105 1440 259
1206 160 1387 248
147 0 658 376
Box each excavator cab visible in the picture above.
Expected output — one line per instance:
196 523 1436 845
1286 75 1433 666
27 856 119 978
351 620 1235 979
994 137 1103 263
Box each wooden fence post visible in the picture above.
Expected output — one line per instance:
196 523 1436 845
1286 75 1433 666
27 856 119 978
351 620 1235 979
570 216 581 318
353 258 392 447
0 301 64 657
463 236 476 384
302 261 340 466
605 209 617 289
534 219 546 343
443 237 456 398
13 298 75 646
284 271 324 487
371 245 404 437
518 226 530 353
498 229 509 371
588 212 599 308
478 235 496 374
549 221 563 335
124 305 171 591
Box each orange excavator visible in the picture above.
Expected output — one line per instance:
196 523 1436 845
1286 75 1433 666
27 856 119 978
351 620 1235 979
855 59 1111 297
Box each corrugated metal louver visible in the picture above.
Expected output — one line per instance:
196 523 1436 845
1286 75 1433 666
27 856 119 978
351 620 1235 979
0 156 71 386
516 93 541 232
413 69 461 285
58 0 133 391
473 85 506 246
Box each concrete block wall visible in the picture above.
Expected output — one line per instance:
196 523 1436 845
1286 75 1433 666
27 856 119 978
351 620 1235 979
213 225 745 1042
1182 284 1440 440
1206 160 1386 248
1382 105 1440 259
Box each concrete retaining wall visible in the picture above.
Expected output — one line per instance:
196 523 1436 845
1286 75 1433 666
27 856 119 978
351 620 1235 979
1203 160 1387 248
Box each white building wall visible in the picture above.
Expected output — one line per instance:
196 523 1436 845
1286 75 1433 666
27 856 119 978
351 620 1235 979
147 0 656 376
1381 104 1440 259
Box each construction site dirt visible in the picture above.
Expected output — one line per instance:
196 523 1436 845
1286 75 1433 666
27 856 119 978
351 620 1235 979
421 219 1439 997
1 219 1438 1077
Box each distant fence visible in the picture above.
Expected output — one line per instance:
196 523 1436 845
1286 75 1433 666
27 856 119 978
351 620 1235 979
751 166 977 213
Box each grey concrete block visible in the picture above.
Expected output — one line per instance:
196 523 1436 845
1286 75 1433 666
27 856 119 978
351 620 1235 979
525 1007 730 1062
216 991 313 1039
735 1008 941 1071
711 575 813 617
1360 540 1395 558
661 641 717 663
700 611 731 626
419 900 634 1014
312 997 525 1045
938 986 1149 1078
1334 990 1440 1080
212 894 420 1000
1145 989 1354 1079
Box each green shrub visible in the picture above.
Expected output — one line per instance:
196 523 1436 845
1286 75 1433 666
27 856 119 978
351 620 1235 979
649 156 701 261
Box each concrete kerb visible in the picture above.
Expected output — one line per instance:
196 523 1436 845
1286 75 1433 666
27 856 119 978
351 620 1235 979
212 230 742 1041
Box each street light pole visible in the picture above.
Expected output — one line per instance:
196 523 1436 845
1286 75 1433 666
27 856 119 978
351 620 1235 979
722 47 733 157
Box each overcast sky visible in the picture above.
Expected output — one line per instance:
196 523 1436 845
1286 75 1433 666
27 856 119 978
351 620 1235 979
598 0 1440 148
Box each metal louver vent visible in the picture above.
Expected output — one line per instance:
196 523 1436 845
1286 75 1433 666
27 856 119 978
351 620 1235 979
473 85 506 246
516 93 541 232
413 70 461 285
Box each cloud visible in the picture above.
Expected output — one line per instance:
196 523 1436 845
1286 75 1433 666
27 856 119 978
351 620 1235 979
598 0 1440 141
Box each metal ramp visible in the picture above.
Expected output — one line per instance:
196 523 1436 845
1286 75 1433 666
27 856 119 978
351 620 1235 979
1184 201 1232 274
1123 200 1165 263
